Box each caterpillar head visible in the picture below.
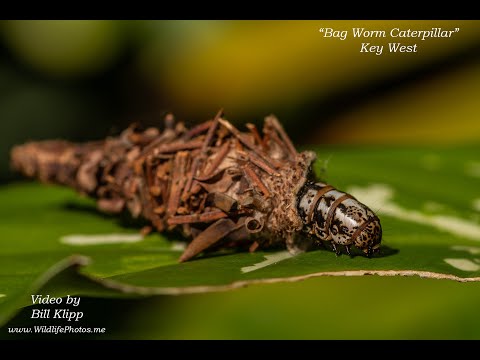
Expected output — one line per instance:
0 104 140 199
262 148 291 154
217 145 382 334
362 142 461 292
297 182 382 256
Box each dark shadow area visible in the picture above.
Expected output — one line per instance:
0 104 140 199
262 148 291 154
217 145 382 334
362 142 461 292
195 243 399 262
313 241 399 258
371 245 399 258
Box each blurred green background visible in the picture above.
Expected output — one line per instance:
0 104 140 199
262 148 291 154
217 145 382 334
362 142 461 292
1 20 480 339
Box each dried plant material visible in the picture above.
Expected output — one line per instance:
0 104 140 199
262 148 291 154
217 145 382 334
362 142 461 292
11 111 382 262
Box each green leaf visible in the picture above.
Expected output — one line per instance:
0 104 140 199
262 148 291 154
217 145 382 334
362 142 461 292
1 145 480 326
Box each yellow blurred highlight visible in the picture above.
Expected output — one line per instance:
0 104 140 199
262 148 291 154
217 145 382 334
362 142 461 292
2 20 122 77
140 20 480 117
316 61 480 144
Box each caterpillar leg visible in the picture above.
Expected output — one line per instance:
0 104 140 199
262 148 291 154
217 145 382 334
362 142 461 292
344 244 352 256
331 242 341 256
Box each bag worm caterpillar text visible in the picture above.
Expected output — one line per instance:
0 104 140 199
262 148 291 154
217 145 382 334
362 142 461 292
319 27 460 55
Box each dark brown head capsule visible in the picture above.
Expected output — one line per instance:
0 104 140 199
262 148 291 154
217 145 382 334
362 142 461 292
297 181 382 256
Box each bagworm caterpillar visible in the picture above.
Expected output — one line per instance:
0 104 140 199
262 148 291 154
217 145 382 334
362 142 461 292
11 111 382 261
